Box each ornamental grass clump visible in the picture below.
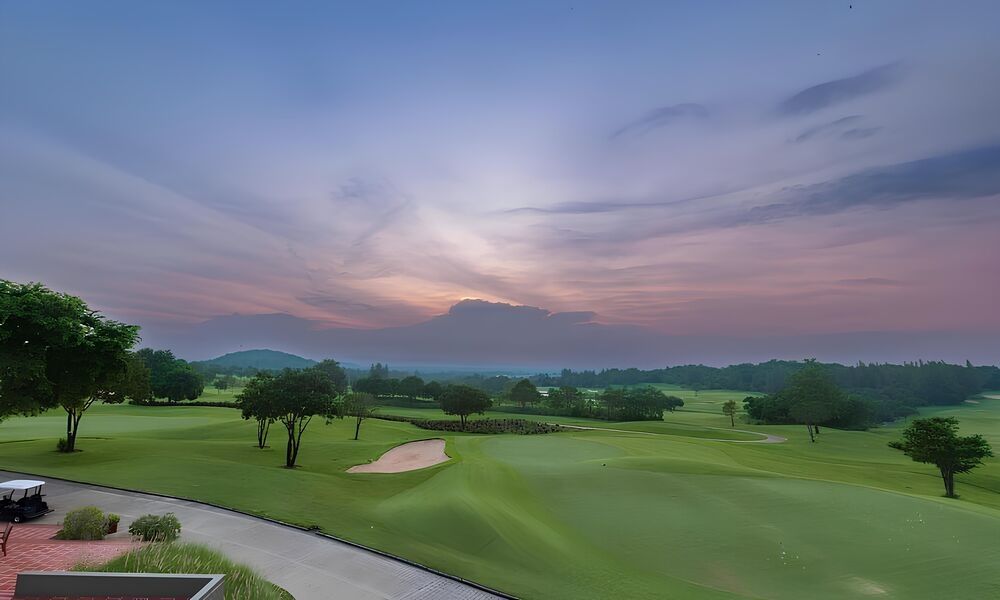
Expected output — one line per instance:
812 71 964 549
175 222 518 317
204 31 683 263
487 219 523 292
77 542 292 600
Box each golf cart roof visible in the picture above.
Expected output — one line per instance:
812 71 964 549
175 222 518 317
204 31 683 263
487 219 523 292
0 480 45 490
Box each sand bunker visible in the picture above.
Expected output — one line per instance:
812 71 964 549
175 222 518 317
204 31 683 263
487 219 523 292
348 439 449 473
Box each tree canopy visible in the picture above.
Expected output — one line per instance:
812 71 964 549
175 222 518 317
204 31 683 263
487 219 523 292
312 359 348 394
889 417 993 498
440 384 491 429
509 379 541 407
341 391 377 440
0 281 145 450
136 348 204 402
238 368 340 467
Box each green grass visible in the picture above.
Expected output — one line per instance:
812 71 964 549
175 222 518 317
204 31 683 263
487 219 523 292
2 391 999 599
77 542 292 600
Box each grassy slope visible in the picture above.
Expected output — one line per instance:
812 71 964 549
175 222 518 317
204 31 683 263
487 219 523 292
0 391 998 599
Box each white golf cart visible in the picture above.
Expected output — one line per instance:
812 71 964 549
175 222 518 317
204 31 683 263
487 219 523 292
0 480 52 523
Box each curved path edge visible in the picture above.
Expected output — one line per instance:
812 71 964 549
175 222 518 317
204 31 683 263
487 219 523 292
0 469 513 600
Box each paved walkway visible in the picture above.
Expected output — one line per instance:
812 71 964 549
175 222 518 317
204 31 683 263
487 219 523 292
0 524 139 600
0 472 506 600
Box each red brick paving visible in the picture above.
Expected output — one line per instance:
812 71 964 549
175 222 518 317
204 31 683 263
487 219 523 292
0 525 139 600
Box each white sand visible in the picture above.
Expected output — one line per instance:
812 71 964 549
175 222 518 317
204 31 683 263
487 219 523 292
348 439 449 473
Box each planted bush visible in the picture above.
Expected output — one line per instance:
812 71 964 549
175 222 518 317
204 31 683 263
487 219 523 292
128 513 182 541
56 506 106 540
105 513 120 533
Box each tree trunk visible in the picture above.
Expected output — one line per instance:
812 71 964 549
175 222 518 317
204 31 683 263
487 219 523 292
941 469 956 498
460 414 467 430
354 415 362 440
64 409 82 452
257 419 270 448
729 414 735 427
806 423 815 442
813 425 820 436
65 410 75 452
285 426 295 467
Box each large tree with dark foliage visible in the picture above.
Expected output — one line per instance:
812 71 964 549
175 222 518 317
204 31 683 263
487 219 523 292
890 417 993 498
0 281 147 451
398 375 426 400
440 384 491 429
136 348 204 402
239 368 339 467
744 361 873 435
237 373 279 449
599 387 674 421
509 379 541 408
313 359 348 394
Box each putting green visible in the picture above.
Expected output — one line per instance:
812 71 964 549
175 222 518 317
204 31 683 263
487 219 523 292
0 393 997 599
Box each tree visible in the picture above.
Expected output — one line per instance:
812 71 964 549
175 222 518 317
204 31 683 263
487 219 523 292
889 417 993 498
440 384 491 429
783 360 844 442
398 376 425 400
237 373 279 449
313 359 348 394
213 376 230 391
270 369 339 467
422 380 444 402
1 281 81 420
0 281 144 451
136 349 203 402
664 395 684 412
601 388 626 420
722 399 739 427
342 392 377 440
61 350 150 451
509 379 541 408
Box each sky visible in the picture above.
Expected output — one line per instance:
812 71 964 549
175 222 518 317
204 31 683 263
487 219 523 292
2 1 1000 361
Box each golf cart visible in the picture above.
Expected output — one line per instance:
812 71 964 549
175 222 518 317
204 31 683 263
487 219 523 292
0 480 52 523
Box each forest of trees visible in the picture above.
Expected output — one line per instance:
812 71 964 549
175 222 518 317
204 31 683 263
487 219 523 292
532 360 999 423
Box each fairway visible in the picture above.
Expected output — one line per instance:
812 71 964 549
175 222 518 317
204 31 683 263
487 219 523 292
0 393 998 599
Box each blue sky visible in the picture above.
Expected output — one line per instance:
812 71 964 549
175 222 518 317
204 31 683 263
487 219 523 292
2 1 999 344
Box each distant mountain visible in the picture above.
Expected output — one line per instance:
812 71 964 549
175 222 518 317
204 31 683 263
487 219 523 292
194 349 317 371
141 299 1000 369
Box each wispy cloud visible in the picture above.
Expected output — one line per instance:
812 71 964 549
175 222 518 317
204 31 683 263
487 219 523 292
778 63 903 116
610 103 708 139
794 115 864 142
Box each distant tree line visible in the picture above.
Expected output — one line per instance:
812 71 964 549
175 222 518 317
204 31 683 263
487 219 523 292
531 360 999 422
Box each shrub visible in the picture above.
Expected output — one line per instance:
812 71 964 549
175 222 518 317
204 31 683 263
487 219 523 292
56 437 71 452
105 513 120 532
76 542 292 600
128 513 182 542
56 506 106 540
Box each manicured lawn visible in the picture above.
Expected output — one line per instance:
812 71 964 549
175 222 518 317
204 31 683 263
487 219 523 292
1 393 998 599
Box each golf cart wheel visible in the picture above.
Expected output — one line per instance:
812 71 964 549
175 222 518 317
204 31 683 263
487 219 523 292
13 515 21 523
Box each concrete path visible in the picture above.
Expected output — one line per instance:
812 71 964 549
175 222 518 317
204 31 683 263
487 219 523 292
0 471 506 600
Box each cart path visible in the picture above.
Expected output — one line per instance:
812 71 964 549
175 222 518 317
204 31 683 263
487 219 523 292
554 423 787 444
0 471 507 600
